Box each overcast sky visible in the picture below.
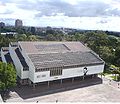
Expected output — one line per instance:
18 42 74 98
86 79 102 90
0 0 120 31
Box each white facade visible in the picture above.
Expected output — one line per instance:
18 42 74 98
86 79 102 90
32 64 104 83
1 41 105 85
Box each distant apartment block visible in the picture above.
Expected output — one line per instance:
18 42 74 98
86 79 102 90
15 19 23 27
0 22 5 28
1 41 105 86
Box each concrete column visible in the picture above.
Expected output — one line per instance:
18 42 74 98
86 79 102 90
28 80 31 86
83 76 85 80
48 81 49 87
72 77 74 83
60 79 62 84
20 80 23 85
33 83 36 89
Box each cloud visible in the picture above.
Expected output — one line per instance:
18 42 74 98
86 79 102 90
1 0 120 17
15 0 120 17
0 10 13 14
0 0 120 32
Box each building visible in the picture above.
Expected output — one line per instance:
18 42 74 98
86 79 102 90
0 95 3 102
28 27 36 35
0 22 5 28
1 41 105 87
1 32 17 37
15 19 23 27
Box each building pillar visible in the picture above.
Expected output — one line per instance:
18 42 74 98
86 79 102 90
60 79 62 85
28 79 32 86
20 79 23 85
83 76 85 80
92 74 94 78
72 77 74 83
48 81 49 87
33 83 35 88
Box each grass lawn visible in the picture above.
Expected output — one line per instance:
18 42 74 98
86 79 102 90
110 75 117 80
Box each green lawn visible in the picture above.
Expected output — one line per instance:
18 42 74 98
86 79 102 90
110 75 117 80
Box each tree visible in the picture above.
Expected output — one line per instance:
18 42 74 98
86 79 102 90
0 62 16 92
15 34 27 41
28 35 38 41
46 34 56 41
74 33 81 41
114 46 120 67
99 46 115 64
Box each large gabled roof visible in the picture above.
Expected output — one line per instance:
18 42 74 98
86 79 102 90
18 41 104 72
18 41 90 54
28 51 104 72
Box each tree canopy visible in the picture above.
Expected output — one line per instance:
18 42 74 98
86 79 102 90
0 62 16 91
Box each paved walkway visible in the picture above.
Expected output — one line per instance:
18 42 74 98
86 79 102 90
101 75 120 90
6 76 120 102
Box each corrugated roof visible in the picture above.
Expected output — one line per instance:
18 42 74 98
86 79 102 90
28 51 104 72
15 48 29 71
18 41 104 72
4 52 13 64
19 41 90 54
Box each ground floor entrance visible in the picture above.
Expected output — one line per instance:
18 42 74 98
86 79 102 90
30 74 98 88
17 74 98 88
12 75 102 100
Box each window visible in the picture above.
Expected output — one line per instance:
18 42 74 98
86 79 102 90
50 68 62 77
37 75 41 78
42 75 46 77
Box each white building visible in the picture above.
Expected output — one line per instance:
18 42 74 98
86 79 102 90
1 41 105 86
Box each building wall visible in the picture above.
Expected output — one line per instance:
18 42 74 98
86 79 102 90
22 71 29 79
15 19 23 27
0 95 3 102
9 45 22 78
33 64 104 83
19 43 35 81
1 50 7 63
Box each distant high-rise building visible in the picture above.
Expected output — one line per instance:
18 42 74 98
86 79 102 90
0 22 5 28
31 27 36 35
15 19 23 27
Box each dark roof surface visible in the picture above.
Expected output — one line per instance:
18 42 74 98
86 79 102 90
19 41 90 54
18 41 104 72
28 51 104 72
4 53 13 64
15 48 29 71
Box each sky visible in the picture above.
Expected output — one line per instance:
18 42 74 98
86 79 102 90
0 0 120 31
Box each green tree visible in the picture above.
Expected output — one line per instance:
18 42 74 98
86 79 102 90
28 35 38 41
99 46 115 64
74 33 81 41
15 34 27 41
0 62 16 92
46 34 56 41
114 46 120 67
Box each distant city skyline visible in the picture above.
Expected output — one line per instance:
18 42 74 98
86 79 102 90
0 0 120 31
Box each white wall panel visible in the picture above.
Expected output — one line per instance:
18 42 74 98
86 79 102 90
9 45 22 78
33 64 104 83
